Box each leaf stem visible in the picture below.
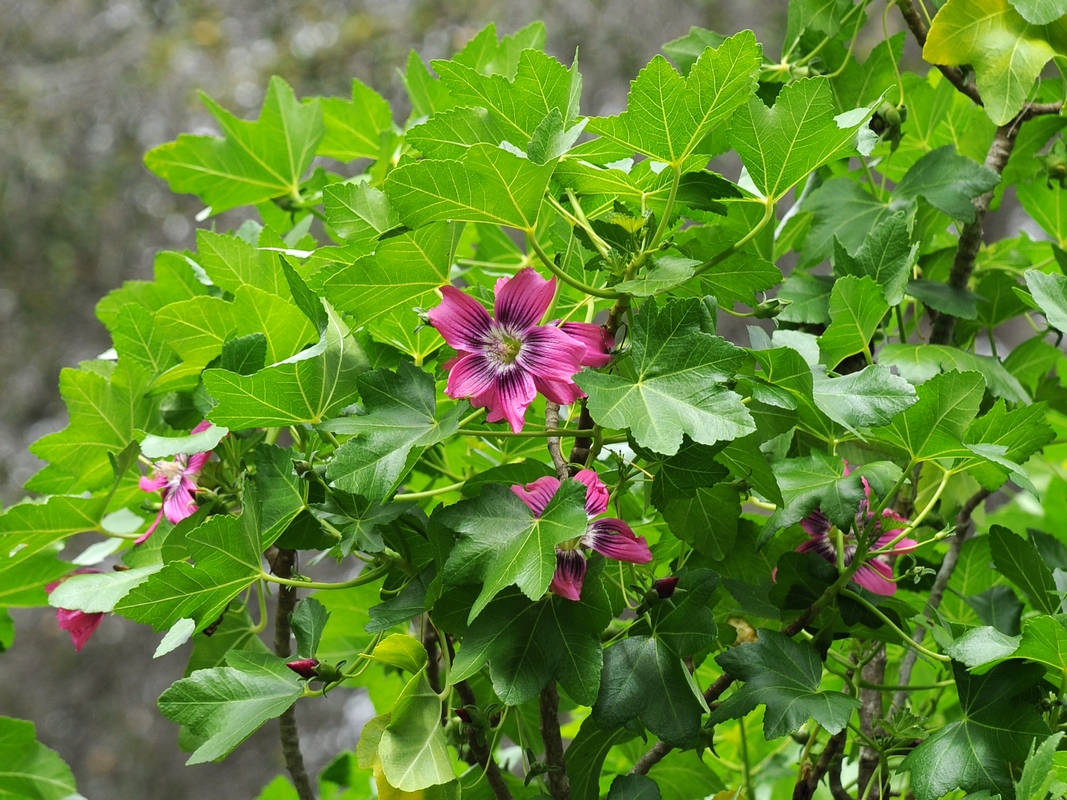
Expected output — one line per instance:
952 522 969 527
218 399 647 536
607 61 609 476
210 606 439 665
456 427 597 438
689 199 775 281
527 232 621 299
261 563 390 591
840 589 950 662
393 481 467 501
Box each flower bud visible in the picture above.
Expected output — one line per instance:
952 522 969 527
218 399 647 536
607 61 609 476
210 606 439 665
454 708 473 724
286 658 319 680
653 576 679 599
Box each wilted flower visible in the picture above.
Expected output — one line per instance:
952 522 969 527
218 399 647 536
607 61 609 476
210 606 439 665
795 476 917 596
512 469 652 601
137 420 214 544
46 569 105 652
427 268 593 433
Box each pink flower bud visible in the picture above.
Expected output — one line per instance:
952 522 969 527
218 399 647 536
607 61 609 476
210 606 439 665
653 576 679 599
286 658 319 679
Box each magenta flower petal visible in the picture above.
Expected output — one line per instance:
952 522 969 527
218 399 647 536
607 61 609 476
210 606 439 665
574 469 610 516
584 518 652 564
139 474 168 492
136 509 164 545
494 268 555 330
445 353 498 400
549 549 587 601
163 480 197 525
873 532 919 554
516 326 587 382
56 608 105 652
560 322 614 367
191 420 213 435
186 450 212 473
801 508 832 538
512 476 561 517
492 370 537 433
852 560 897 596
428 286 494 351
533 376 586 406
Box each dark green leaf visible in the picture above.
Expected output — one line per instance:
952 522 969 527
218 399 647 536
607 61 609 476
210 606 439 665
989 525 1059 615
896 146 1000 221
291 597 329 659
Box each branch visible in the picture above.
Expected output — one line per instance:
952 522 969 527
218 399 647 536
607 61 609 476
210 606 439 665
545 403 570 481
857 648 887 800
539 682 571 800
455 681 514 800
271 548 315 800
568 403 595 473
792 729 847 800
929 124 1017 344
895 0 982 105
891 487 991 711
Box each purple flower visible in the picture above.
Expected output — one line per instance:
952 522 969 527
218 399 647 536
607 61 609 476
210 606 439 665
795 476 917 596
427 268 590 433
46 568 105 652
512 469 652 601
138 420 214 544
558 322 615 368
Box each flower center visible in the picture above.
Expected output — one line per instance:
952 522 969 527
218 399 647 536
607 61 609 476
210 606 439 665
153 457 189 488
488 330 523 365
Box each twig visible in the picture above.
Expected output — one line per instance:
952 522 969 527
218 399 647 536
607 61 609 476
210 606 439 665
891 487 991 712
545 403 570 481
272 548 315 800
895 0 982 105
567 403 594 472
929 124 1017 344
455 681 514 800
539 682 571 800
793 729 847 800
857 648 887 800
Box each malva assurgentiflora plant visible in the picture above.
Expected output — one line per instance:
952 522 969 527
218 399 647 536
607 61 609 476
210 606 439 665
9 2 1067 798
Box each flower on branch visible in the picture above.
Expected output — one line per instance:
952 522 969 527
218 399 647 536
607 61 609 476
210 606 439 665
46 568 105 652
285 658 320 680
512 468 652 601
137 420 214 544
796 475 918 596
428 268 599 432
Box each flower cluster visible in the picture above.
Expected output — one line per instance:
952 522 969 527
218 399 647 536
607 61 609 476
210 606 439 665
512 469 651 601
428 268 613 432
137 420 214 544
794 474 917 596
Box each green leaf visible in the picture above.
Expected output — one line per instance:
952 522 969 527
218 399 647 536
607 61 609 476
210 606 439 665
291 597 329 659
924 0 1067 125
588 31 762 164
325 363 464 500
567 716 633 800
777 271 835 323
440 481 590 622
1018 179 1067 246
1013 616 1067 679
204 305 369 427
818 276 889 369
318 79 394 162
324 222 459 329
185 603 271 676
379 671 454 791
697 251 783 309
649 569 719 656
1016 732 1065 800
606 774 660 800
385 144 554 230
832 211 915 305
895 146 1000 221
195 230 289 298
158 651 304 765
764 452 864 533
323 182 400 241
879 344 1030 404
48 565 160 614
576 297 754 456
141 423 228 459
710 629 859 738
810 366 918 433
870 370 985 461
1025 268 1067 331
154 296 237 366
799 177 891 269
372 634 429 674
115 505 262 633
943 625 1021 667
407 106 505 160
252 443 308 549
1012 0 1067 23
907 279 979 319
145 77 323 214
449 566 613 705
233 285 318 364
0 715 80 800
661 484 740 560
614 256 699 297
593 635 707 748
433 49 581 146
989 525 1060 614
730 77 873 200
901 661 1049 799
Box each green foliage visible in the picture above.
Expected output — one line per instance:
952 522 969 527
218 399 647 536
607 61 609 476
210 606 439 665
8 12 1067 800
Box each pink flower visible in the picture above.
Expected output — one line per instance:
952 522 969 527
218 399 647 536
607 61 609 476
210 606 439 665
427 268 590 432
138 420 214 544
795 476 917 596
558 322 615 368
512 469 652 601
46 569 105 652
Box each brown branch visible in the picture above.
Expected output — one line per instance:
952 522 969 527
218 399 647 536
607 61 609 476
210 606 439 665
793 729 848 800
567 403 595 472
891 487 991 711
929 124 1018 344
896 0 982 105
545 403 570 481
857 648 888 800
539 682 571 800
272 548 315 800
455 681 514 800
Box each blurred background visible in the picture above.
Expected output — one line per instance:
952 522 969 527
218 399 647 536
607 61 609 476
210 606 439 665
0 0 899 796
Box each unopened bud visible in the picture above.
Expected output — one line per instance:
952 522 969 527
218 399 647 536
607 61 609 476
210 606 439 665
455 708 473 724
286 658 319 680
653 576 679 599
